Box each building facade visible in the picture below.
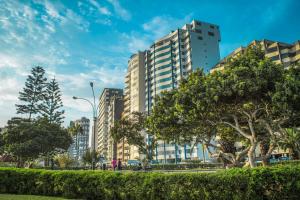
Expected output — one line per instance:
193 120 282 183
68 117 90 161
144 20 221 163
118 51 146 162
145 20 221 113
107 95 124 162
97 88 123 158
211 39 300 73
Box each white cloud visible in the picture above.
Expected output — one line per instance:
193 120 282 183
0 1 126 127
119 33 150 53
44 0 61 19
88 0 111 15
0 76 23 126
0 53 23 69
143 14 193 39
107 0 131 21
63 9 90 32
0 77 21 103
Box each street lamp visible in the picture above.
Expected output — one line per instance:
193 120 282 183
73 82 98 170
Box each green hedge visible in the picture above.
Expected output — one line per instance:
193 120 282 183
1 165 300 199
150 163 223 170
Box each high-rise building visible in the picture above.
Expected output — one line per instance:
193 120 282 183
118 51 146 162
210 39 300 73
144 20 221 163
97 88 123 158
145 20 221 113
124 51 146 118
107 95 124 162
68 117 90 160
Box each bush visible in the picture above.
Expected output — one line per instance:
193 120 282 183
1 165 300 199
150 163 223 170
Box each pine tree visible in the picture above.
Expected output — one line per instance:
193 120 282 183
39 78 65 124
16 66 47 120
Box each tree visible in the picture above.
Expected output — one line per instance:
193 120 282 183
110 112 155 162
2 118 38 167
2 117 72 167
39 78 65 124
148 70 244 166
54 153 75 169
146 90 189 163
16 66 47 120
0 128 4 155
82 148 100 167
147 47 300 168
278 128 300 159
36 118 72 167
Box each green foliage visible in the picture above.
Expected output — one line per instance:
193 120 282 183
1 165 300 199
16 66 47 120
146 90 184 142
82 148 100 167
2 118 72 166
150 163 223 170
147 46 300 168
39 78 65 124
110 112 155 161
278 128 300 159
53 154 75 169
0 194 66 200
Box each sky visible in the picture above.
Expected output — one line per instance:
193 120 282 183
0 0 300 127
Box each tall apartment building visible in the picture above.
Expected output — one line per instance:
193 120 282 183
97 88 123 158
211 39 300 73
145 20 221 113
68 117 90 160
144 20 221 163
118 51 146 162
107 95 124 162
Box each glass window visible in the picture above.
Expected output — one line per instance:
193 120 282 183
208 31 214 36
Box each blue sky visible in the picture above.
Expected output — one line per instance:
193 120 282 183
0 0 299 127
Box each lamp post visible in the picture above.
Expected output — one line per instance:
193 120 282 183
73 82 98 170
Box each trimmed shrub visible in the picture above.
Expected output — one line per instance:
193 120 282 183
150 162 223 170
0 165 300 199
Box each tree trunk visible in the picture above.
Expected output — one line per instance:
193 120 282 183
260 141 270 167
248 140 257 168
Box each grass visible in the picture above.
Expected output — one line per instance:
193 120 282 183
0 194 67 200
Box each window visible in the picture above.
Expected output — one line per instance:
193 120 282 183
195 29 202 34
210 25 214 29
208 31 214 36
155 57 171 64
158 84 172 90
196 21 201 26
270 55 280 61
198 36 203 40
157 77 172 83
267 47 278 53
155 44 171 52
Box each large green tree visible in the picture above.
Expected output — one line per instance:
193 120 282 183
39 78 65 124
2 118 72 167
147 47 300 168
16 66 47 120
